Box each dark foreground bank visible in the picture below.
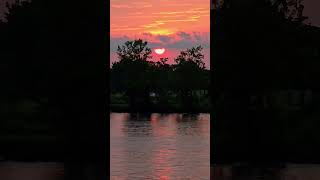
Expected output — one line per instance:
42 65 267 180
211 163 320 180
0 135 63 161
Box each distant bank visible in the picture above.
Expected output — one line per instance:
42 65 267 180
109 103 211 113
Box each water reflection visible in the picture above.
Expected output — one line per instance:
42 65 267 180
110 113 210 180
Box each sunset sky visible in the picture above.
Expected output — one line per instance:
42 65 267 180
110 0 210 68
0 0 318 71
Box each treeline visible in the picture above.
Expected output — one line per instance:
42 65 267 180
213 0 320 92
0 0 108 135
110 39 210 111
0 1 50 126
212 0 320 163
0 0 110 171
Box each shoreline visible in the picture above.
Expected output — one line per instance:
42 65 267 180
109 104 211 113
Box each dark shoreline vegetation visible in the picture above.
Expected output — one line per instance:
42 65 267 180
109 104 211 113
212 0 320 164
0 0 111 169
110 39 210 113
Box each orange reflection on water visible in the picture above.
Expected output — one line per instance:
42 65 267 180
197 114 211 135
154 149 175 180
150 113 160 122
150 114 178 138
150 114 178 180
110 113 130 137
160 175 170 180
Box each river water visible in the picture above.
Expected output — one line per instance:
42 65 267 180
2 113 319 179
110 113 211 180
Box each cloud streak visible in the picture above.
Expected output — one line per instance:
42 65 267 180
151 8 209 15
111 2 153 9
110 31 209 52
111 0 209 36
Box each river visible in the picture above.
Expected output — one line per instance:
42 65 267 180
1 113 318 179
110 113 211 180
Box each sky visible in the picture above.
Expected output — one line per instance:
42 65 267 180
0 0 318 69
110 0 211 69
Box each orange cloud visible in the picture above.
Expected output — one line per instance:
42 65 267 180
113 27 143 31
151 9 209 15
111 2 152 9
111 0 209 42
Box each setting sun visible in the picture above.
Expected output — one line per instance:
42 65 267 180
154 48 165 55
110 0 210 68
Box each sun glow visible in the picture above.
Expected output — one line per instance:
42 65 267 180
148 29 174 35
154 48 165 55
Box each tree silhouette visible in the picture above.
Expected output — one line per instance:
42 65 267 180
111 39 153 109
173 46 206 106
110 41 209 111
149 57 172 105
212 0 320 163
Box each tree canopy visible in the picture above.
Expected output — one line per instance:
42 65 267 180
110 39 210 110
